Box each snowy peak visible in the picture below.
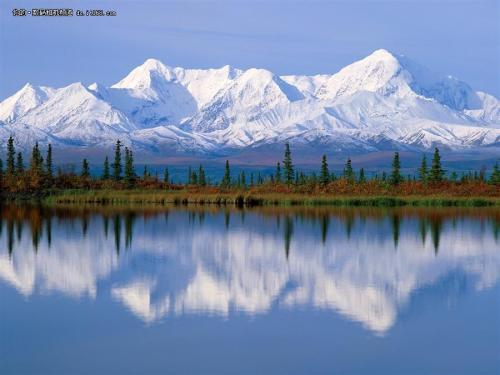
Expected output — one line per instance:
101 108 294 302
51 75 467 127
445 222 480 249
0 83 54 123
112 58 176 91
316 49 410 100
315 49 481 111
183 67 305 133
230 68 304 105
12 82 136 144
173 64 242 107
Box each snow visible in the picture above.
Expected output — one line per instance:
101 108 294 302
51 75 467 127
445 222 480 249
1 49 499 154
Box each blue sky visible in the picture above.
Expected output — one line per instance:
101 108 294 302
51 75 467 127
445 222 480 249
1 0 498 100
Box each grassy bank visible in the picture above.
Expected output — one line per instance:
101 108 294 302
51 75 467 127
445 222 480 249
42 189 500 207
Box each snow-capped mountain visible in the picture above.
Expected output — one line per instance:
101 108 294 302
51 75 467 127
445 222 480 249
0 49 498 159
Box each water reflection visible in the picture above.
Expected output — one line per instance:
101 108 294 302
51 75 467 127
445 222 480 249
0 205 498 334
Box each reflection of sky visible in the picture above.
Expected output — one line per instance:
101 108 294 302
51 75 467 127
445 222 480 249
0 208 498 334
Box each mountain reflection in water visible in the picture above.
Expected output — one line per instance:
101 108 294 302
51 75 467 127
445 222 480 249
0 205 498 335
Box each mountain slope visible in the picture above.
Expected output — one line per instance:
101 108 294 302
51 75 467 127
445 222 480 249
1 49 498 158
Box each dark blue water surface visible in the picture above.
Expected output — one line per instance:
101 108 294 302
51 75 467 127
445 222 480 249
0 206 499 375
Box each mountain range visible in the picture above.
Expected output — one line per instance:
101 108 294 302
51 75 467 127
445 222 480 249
1 49 498 163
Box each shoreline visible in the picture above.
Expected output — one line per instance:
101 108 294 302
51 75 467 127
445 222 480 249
36 189 500 207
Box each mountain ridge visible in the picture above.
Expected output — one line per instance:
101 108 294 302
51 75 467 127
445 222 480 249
1 49 498 161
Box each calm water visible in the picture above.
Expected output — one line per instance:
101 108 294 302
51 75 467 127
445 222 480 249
0 205 499 375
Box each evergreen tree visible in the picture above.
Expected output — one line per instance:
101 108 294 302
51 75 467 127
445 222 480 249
479 166 486 182
187 166 192 185
81 159 90 178
299 172 306 185
124 147 135 186
163 168 169 184
143 165 150 180
389 152 403 186
112 140 122 180
0 159 3 186
381 171 387 182
449 171 458 182
241 170 246 188
191 170 198 185
490 162 500 185
319 154 329 186
283 142 294 185
16 152 24 174
359 168 366 183
46 144 53 183
429 147 445 184
6 136 16 177
344 158 354 182
310 172 318 184
30 142 44 174
198 165 206 186
418 155 428 184
275 162 282 183
221 160 231 188
102 156 110 180
250 173 254 187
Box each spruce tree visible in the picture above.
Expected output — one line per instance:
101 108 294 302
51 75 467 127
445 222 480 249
283 142 294 185
30 142 44 173
191 170 198 185
275 162 282 183
319 155 329 186
479 167 486 182
299 172 306 185
16 152 24 174
490 162 500 185
46 144 53 183
449 171 458 182
112 140 122 181
418 155 428 184
198 165 206 186
144 165 149 180
124 147 135 186
389 152 403 186
6 136 16 177
81 159 90 178
186 166 192 185
163 168 169 184
429 147 445 184
241 170 246 188
344 158 354 182
102 156 110 180
359 168 366 183
221 160 231 188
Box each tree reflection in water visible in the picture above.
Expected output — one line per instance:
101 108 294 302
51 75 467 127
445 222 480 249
0 204 498 335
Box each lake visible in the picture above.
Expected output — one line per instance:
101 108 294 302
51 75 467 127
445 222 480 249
0 205 499 374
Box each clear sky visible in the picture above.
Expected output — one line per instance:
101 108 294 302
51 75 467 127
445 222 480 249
1 0 498 100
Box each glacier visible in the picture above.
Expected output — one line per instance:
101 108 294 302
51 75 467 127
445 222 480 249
0 49 498 161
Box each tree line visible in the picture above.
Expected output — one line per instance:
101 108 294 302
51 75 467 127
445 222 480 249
1 136 498 197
